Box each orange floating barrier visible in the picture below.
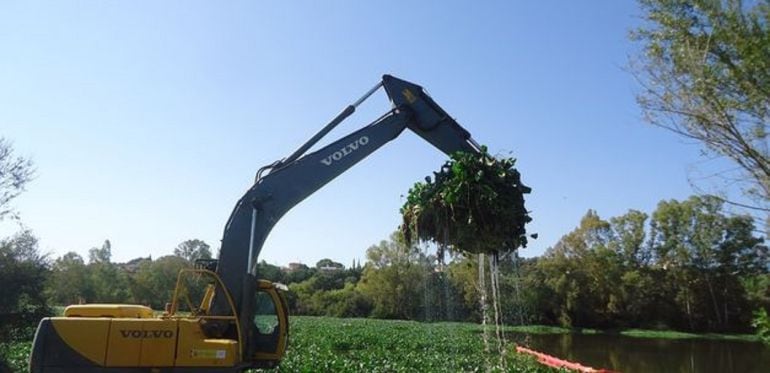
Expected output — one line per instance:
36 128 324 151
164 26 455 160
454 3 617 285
515 346 620 373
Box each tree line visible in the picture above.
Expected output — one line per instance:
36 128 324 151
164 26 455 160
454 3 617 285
525 196 768 332
0 237 211 337
260 195 769 334
2 194 768 342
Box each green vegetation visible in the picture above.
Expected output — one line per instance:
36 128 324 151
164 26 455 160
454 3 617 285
0 326 35 373
632 0 770 212
753 309 770 345
527 196 768 333
2 196 767 353
401 147 531 256
503 325 757 342
259 316 553 372
0 341 31 373
0 230 51 346
0 317 554 373
618 329 759 342
47 239 211 309
628 0 770 348
507 325 600 335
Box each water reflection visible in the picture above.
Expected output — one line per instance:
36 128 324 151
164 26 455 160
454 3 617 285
508 332 770 373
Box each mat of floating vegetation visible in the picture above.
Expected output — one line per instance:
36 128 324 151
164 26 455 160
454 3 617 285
401 147 532 256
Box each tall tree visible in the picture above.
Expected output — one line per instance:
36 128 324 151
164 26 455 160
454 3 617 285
538 210 616 327
0 137 33 220
651 195 766 330
88 239 112 264
173 239 212 263
609 209 650 268
86 240 129 302
358 232 424 319
632 0 770 216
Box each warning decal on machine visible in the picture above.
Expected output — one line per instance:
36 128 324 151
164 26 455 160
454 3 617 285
191 349 227 359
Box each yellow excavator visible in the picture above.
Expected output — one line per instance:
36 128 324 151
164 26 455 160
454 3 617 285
29 75 483 372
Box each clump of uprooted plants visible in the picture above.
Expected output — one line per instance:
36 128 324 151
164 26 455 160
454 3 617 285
400 146 532 369
400 146 532 258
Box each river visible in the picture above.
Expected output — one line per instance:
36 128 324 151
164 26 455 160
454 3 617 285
509 332 770 373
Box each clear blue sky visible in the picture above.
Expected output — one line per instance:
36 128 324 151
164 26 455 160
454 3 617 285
0 1 716 266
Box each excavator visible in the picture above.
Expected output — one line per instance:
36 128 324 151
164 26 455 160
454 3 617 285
29 75 483 372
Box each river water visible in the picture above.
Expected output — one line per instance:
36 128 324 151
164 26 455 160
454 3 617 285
509 332 770 373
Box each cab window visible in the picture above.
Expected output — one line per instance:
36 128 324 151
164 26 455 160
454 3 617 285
253 291 278 335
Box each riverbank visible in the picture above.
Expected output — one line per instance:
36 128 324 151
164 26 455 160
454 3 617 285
506 324 760 342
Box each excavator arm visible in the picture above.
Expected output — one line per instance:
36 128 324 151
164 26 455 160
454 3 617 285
211 74 482 361
27 75 485 373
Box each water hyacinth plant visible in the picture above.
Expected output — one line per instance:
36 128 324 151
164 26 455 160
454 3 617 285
400 147 532 257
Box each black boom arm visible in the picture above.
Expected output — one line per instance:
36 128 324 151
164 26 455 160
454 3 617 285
210 75 481 359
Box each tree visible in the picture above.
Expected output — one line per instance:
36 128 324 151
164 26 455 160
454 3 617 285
358 232 425 319
129 255 189 309
256 260 284 283
315 258 344 270
0 138 33 220
86 240 129 303
173 239 212 263
609 210 651 268
632 0 770 215
537 210 615 327
446 256 486 322
322 283 372 318
651 195 766 330
88 239 112 264
48 252 91 305
284 263 314 284
0 230 50 336
530 199 766 331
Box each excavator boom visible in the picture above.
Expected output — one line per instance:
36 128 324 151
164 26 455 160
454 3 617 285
212 75 481 359
29 75 484 372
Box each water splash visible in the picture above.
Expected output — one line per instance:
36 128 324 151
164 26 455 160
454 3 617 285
490 252 507 369
478 253 491 360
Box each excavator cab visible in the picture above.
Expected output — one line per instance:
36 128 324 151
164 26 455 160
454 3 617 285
250 280 289 366
174 270 289 369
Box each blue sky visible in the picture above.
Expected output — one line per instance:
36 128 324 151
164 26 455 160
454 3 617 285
0 1 718 266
